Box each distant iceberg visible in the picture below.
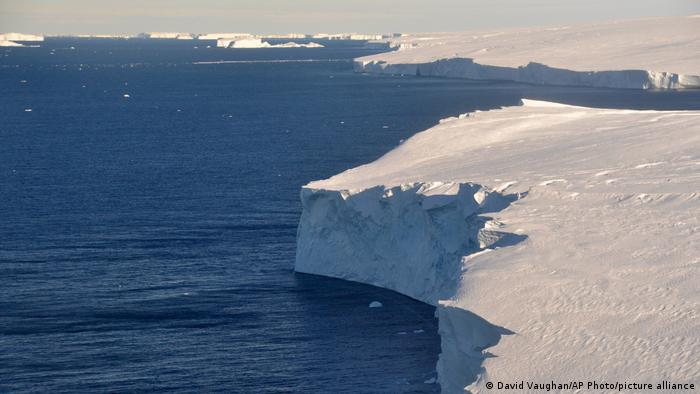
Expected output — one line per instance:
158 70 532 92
0 33 44 42
217 38 324 49
145 32 194 40
312 33 389 40
0 40 24 47
273 42 324 48
198 33 253 40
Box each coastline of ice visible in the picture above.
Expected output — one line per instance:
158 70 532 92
354 16 700 89
295 99 700 392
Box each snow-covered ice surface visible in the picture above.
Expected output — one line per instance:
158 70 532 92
0 40 24 47
355 16 700 89
295 100 700 392
0 33 44 42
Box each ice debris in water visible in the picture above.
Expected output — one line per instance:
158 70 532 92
369 301 383 308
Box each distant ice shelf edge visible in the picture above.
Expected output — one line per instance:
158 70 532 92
354 58 700 90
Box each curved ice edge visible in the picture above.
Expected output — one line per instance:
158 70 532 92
295 181 526 393
354 57 700 90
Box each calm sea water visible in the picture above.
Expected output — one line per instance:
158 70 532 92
2 38 699 393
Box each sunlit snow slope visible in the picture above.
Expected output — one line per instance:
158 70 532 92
295 100 700 393
355 16 700 89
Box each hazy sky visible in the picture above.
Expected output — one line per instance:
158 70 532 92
2 0 699 35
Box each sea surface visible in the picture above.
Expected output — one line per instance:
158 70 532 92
2 38 699 393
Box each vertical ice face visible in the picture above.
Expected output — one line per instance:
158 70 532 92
295 182 523 305
295 182 525 393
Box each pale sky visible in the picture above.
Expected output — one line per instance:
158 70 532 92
1 0 699 35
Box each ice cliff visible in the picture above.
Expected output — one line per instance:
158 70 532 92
296 182 523 304
354 16 700 89
295 100 700 392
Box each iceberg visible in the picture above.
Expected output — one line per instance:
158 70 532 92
198 33 253 40
217 38 324 49
355 16 700 89
272 42 324 48
145 32 193 39
0 33 44 42
296 100 700 392
312 33 390 40
219 38 269 48
0 40 24 47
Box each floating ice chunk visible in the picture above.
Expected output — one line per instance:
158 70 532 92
369 301 383 308
424 377 437 384
413 329 425 334
24 108 32 112
123 94 130 98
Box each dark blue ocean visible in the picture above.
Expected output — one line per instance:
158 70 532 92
2 38 699 393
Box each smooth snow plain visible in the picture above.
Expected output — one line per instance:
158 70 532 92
355 16 700 89
295 99 700 393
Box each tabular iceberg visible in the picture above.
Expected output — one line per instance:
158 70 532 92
216 38 324 49
0 33 44 42
0 40 24 47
